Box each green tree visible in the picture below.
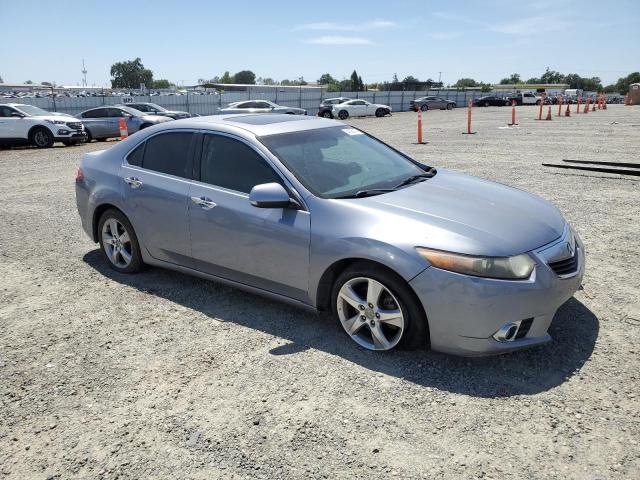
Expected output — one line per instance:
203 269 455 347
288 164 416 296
540 68 565 84
499 73 522 85
233 70 256 84
110 57 153 89
350 70 361 91
614 71 640 94
152 79 173 89
453 78 477 88
317 73 337 85
219 71 233 84
479 82 493 92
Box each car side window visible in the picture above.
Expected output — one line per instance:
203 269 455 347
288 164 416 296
82 108 104 118
0 106 15 117
200 134 283 193
141 132 193 178
126 142 145 167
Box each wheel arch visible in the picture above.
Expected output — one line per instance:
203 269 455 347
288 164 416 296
315 257 422 312
28 124 53 140
92 203 128 242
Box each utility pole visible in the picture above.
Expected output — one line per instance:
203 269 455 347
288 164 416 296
81 59 87 87
438 71 442 85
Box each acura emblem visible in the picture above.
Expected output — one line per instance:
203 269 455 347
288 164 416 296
566 242 574 256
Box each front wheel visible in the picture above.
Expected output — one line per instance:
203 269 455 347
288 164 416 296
420 104 429 112
446 103 454 110
332 263 429 351
30 127 54 148
337 110 349 120
322 111 333 118
98 209 144 273
375 108 386 117
484 101 490 107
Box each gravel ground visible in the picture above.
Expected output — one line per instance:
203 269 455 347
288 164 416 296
1 105 639 479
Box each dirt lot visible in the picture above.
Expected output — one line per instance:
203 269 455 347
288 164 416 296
1 105 639 479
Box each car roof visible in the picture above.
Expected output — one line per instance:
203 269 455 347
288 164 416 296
174 114 340 136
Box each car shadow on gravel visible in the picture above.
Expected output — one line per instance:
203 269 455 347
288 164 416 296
84 250 598 398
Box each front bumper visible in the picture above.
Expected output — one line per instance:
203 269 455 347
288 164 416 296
54 132 87 142
409 226 585 356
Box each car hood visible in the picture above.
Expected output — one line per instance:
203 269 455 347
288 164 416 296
353 169 565 257
141 114 173 122
34 114 82 122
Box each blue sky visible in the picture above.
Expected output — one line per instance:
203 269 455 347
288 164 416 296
1 0 638 87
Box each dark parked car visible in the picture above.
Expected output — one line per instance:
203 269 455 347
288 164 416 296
126 102 193 119
317 97 352 118
473 96 511 107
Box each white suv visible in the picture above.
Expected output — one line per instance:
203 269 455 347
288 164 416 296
0 103 86 148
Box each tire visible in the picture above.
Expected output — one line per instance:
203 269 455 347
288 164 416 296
331 262 429 351
85 129 93 143
30 127 54 148
446 103 454 110
98 209 144 274
322 111 333 118
484 101 490 107
505 101 511 106
536 100 541 105
375 108 386 117
337 110 349 120
420 104 429 112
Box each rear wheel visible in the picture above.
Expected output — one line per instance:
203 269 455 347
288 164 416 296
420 104 429 112
322 111 333 118
84 129 93 143
446 103 454 110
337 110 349 120
375 108 386 117
332 263 429 351
484 101 490 107
98 209 143 273
30 127 54 148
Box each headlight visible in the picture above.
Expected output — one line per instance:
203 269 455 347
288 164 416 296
45 119 66 125
416 247 535 280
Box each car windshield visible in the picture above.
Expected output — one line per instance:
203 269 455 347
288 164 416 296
259 126 429 199
147 103 167 112
15 105 50 116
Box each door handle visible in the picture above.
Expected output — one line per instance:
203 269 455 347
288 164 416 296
191 196 217 210
124 177 142 188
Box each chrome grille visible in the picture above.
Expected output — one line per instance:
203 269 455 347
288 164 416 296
66 122 83 130
548 250 578 276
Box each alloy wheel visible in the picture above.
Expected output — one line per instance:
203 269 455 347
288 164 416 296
101 218 133 268
33 130 49 147
336 276 405 351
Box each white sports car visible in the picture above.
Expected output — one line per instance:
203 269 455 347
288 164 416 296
332 100 392 119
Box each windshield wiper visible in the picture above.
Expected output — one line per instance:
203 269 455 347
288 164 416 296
393 170 436 189
334 188 396 199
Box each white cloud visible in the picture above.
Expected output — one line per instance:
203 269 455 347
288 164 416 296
305 36 374 45
489 17 568 34
294 20 396 32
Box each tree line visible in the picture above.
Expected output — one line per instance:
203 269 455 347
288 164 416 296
105 58 639 95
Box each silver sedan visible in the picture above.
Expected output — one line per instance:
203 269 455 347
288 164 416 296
219 100 306 115
75 115 583 356
78 105 173 141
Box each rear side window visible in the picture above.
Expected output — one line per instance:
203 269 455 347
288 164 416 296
200 134 282 193
126 142 145 167
141 132 193 178
82 108 105 118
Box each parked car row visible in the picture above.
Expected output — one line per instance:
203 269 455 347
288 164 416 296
316 97 392 119
0 102 184 148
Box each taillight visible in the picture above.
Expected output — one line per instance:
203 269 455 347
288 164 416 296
75 167 84 183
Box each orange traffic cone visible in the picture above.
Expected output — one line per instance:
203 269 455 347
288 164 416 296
119 118 128 140
565 103 571 117
417 109 423 144
545 106 552 121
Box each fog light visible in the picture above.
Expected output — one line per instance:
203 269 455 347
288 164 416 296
57 129 70 135
494 322 519 342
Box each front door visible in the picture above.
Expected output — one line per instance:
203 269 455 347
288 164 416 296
189 132 310 302
0 105 20 139
120 130 196 267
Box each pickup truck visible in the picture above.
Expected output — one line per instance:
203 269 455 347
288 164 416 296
507 92 543 106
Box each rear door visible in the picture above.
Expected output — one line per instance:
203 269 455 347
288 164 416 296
81 108 109 138
120 130 196 266
188 132 310 301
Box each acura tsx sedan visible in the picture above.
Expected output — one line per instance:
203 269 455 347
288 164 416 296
75 114 584 356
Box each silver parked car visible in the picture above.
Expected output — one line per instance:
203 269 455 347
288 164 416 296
78 105 173 142
75 115 584 356
410 96 457 111
219 100 306 115
126 102 193 119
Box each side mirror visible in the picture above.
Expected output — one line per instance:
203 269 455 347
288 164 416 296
11 112 24 118
249 183 299 209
